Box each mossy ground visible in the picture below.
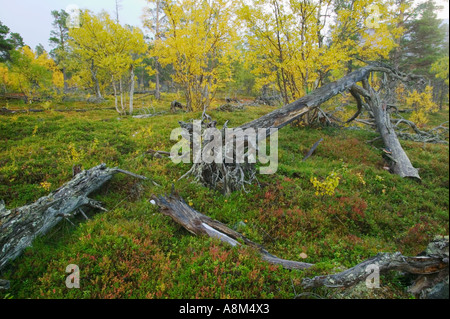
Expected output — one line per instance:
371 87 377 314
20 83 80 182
0 94 448 299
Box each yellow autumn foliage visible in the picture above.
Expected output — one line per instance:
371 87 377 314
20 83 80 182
5 46 63 98
402 86 438 127
409 110 429 128
149 0 238 111
405 86 438 113
431 56 449 86
0 63 9 92
311 171 340 197
239 0 400 104
68 11 146 99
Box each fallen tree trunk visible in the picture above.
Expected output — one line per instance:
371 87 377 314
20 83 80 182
178 64 424 193
133 111 167 119
303 253 447 289
0 164 147 272
242 65 422 180
0 107 116 115
302 236 449 298
239 65 378 131
0 279 10 290
152 194 448 297
151 194 314 270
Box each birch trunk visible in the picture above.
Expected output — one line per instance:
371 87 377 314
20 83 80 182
129 65 135 115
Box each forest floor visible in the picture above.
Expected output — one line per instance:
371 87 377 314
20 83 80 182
0 93 448 299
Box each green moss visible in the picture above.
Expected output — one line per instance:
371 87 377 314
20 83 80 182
0 96 448 299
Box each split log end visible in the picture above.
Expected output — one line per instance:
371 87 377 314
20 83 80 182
152 194 316 271
0 279 10 290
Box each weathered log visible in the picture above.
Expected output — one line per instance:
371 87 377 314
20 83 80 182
303 253 447 289
0 164 147 272
239 65 379 131
408 267 449 299
303 138 324 162
179 64 424 194
132 110 167 119
0 107 116 115
216 103 246 112
144 149 172 161
393 119 449 145
151 194 314 270
0 279 10 290
302 236 449 294
408 236 450 298
351 82 421 179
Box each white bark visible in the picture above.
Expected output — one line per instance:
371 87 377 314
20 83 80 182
129 65 135 115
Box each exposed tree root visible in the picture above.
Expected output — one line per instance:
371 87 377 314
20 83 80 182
394 119 449 144
178 118 259 194
179 64 428 193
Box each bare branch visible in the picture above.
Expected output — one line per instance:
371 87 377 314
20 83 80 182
302 237 449 291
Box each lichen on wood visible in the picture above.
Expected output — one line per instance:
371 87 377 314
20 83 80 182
152 193 314 270
0 164 147 272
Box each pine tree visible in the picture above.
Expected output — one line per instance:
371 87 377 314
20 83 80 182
398 0 447 77
49 10 70 93
0 21 24 62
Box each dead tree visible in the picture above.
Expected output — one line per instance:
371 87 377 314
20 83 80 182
303 138 324 162
178 64 425 194
152 195 448 298
393 118 449 144
152 194 314 270
349 76 421 179
0 164 147 272
302 236 448 299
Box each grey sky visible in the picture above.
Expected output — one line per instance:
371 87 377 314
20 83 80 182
0 0 449 52
0 0 149 51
